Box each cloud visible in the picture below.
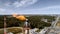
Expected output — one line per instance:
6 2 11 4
0 8 6 15
36 6 60 14
0 8 6 12
12 0 38 7
20 6 60 14
0 5 60 15
39 6 60 11
0 8 14 15
1 0 38 9
4 2 11 6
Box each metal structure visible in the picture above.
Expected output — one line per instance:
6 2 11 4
12 14 30 34
23 19 30 34
4 15 7 34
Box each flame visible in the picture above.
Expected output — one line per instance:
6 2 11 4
12 13 17 17
12 14 26 21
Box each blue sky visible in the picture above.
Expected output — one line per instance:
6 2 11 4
0 0 60 15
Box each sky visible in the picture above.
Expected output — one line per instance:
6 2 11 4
0 0 60 15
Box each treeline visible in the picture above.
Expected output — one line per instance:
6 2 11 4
0 15 56 29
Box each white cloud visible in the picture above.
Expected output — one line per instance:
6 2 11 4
4 2 11 6
39 6 60 11
0 5 60 15
13 0 38 7
20 6 60 14
0 8 6 12
0 8 14 15
36 6 60 14
0 8 6 15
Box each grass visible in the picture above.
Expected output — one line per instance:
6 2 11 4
0 28 4 34
0 27 23 34
35 29 42 32
7 27 22 34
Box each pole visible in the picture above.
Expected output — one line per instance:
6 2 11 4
23 19 30 34
4 15 7 34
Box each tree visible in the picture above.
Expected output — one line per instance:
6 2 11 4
27 16 51 29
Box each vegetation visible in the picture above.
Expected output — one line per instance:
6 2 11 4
0 29 4 34
0 15 56 29
7 27 22 34
35 29 41 32
0 15 4 28
27 16 53 29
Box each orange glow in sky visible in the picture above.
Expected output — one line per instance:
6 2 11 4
12 14 26 21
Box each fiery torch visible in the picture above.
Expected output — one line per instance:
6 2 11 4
12 14 30 34
13 14 26 21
